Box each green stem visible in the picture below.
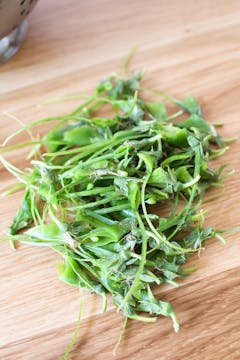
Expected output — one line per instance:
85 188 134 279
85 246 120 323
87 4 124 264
141 175 192 254
95 204 129 215
68 194 120 210
61 297 83 360
167 146 201 242
118 177 149 311
113 317 128 356
2 115 82 146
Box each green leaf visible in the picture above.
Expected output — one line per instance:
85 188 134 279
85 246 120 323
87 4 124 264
137 287 179 332
97 80 113 93
175 96 202 115
145 101 167 120
138 152 156 173
149 167 170 186
178 114 210 133
9 190 33 235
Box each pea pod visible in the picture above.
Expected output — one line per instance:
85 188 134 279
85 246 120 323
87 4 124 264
63 125 102 146
80 222 131 246
128 181 140 210
161 124 188 147
145 101 167 120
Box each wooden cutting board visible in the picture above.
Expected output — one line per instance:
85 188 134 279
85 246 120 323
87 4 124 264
0 1 240 359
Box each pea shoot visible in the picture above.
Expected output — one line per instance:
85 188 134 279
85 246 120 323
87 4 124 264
0 70 231 353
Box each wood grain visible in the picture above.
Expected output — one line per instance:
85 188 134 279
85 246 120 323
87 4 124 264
0 0 240 359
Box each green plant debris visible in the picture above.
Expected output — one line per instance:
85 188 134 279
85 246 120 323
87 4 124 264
0 71 231 341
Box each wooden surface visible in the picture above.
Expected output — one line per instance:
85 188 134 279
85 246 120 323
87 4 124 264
0 1 240 359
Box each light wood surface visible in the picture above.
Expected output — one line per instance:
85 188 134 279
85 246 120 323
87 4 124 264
0 1 240 359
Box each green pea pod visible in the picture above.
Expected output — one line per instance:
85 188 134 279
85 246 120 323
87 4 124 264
63 125 100 146
69 257 106 296
161 125 188 147
45 129 64 153
81 223 131 245
91 117 118 127
58 257 106 297
174 166 192 183
145 101 167 120
145 191 168 204
128 181 140 210
58 260 80 287
161 152 192 168
25 223 67 242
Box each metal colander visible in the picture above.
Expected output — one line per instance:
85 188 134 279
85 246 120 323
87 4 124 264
0 0 38 38
0 0 39 63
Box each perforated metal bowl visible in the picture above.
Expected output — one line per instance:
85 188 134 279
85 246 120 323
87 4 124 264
0 0 39 64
